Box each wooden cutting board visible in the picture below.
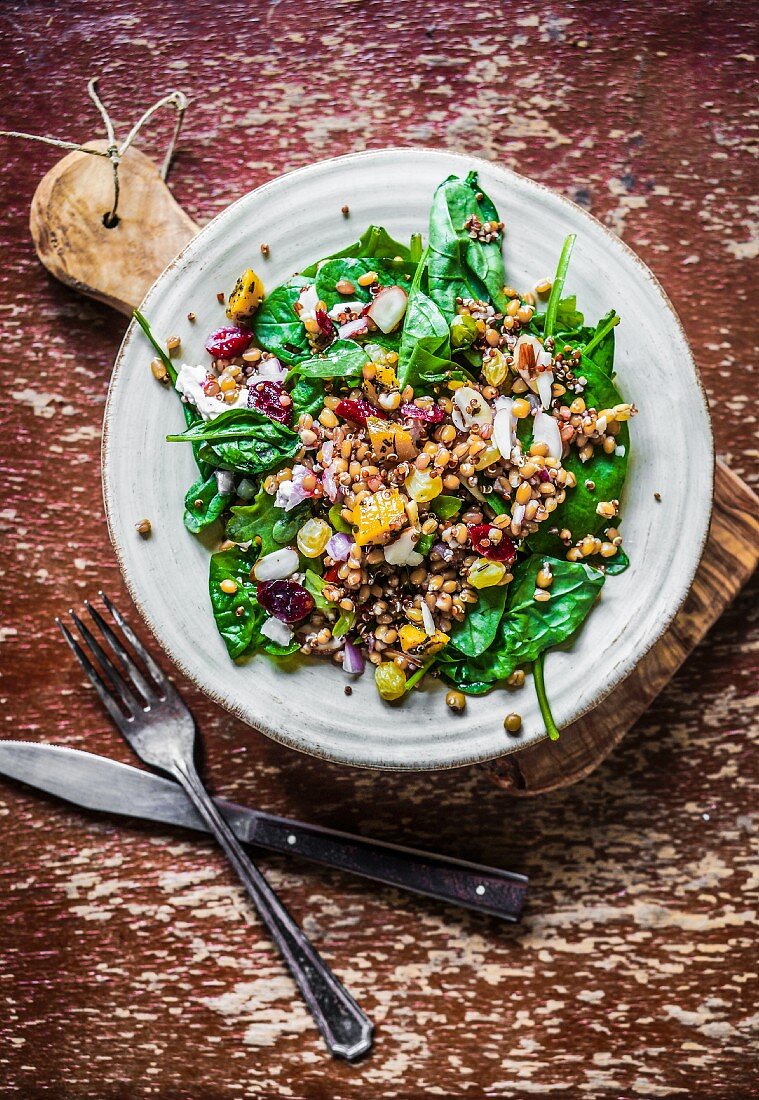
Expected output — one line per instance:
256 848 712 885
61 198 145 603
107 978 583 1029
29 146 759 794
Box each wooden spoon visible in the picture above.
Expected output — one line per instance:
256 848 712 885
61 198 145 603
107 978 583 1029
29 139 198 315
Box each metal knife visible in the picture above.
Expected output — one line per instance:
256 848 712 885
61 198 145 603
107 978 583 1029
0 741 527 921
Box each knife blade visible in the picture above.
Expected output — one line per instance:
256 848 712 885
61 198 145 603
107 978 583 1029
0 741 527 921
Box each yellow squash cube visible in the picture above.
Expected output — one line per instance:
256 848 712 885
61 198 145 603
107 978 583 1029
366 417 417 462
352 488 407 546
399 624 449 654
226 268 265 323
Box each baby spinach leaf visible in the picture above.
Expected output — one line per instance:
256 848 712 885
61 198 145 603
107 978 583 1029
252 276 313 364
168 408 301 477
448 582 509 658
430 495 463 520
328 502 352 533
288 339 369 382
543 234 576 340
315 257 413 309
397 251 455 390
595 547 630 576
183 472 233 534
442 556 604 692
301 225 412 278
304 569 332 613
532 651 560 741
289 376 326 420
135 309 210 473
209 545 300 659
227 485 307 556
581 309 619 375
332 609 356 638
427 171 508 319
416 533 435 557
209 545 264 658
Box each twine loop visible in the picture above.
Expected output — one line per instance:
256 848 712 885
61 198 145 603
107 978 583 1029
0 77 188 227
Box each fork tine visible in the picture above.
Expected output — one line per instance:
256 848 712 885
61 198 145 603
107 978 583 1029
85 600 157 703
99 592 175 699
57 618 132 729
68 609 143 718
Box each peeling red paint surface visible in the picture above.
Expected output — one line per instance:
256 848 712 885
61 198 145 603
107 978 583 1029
0 2 756 1097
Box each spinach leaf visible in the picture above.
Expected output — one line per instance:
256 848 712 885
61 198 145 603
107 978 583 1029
333 609 356 638
133 308 178 385
416 533 435 557
533 651 560 741
209 545 263 658
289 376 326 420
430 495 462 520
328 502 352 533
134 309 209 474
596 547 630 576
397 251 454 390
288 339 369 382
528 355 629 554
427 171 507 318
167 408 301 477
304 569 332 613
582 309 619 375
227 484 308 556
252 276 313 365
442 556 604 691
315 257 413 309
448 582 509 658
532 295 585 338
543 234 576 340
183 472 233 534
300 225 412 278
209 545 300 659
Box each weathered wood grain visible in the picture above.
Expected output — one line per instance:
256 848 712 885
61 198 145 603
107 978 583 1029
0 1 756 1097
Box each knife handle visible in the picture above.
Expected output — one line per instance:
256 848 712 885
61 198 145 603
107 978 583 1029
224 804 527 922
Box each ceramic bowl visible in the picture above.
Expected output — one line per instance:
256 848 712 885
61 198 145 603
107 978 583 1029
102 149 713 770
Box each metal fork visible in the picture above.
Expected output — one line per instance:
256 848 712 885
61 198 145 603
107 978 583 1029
57 593 373 1061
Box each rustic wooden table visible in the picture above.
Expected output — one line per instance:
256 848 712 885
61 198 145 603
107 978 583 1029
1 2 757 1097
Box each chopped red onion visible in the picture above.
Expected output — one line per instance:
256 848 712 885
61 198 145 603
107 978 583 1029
342 641 365 675
326 532 353 561
432 541 455 562
275 463 319 511
338 316 370 340
256 357 286 382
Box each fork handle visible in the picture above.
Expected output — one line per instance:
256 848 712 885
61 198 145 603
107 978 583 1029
171 758 373 1061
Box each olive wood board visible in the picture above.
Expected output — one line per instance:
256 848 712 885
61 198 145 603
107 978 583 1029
28 146 758 795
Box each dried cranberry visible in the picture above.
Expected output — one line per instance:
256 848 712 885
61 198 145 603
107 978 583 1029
335 398 387 425
205 325 253 358
323 565 341 583
248 380 292 426
399 402 445 424
257 580 314 624
538 467 551 483
315 308 336 339
467 524 516 564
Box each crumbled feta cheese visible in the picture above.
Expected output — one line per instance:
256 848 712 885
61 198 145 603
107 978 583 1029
260 616 294 645
327 301 365 321
175 363 247 420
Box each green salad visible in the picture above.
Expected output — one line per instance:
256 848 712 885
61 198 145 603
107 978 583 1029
136 169 635 739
